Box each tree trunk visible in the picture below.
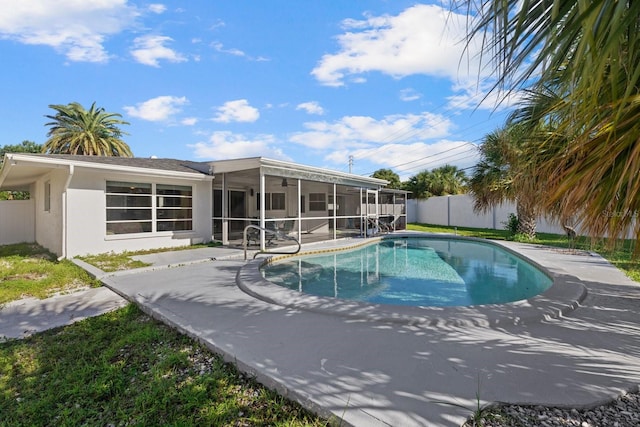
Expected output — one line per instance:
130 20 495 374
516 201 537 239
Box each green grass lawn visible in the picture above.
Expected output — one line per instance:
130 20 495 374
0 242 327 426
0 304 326 426
0 243 101 305
1 230 637 426
77 241 222 272
408 223 640 282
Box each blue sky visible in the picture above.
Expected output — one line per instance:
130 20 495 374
0 0 514 179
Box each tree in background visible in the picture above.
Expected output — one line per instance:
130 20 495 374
462 0 640 243
469 124 546 239
404 165 467 199
429 165 467 196
43 102 133 157
1 141 42 158
371 168 402 189
0 140 43 200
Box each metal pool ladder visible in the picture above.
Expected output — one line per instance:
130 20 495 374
243 224 301 260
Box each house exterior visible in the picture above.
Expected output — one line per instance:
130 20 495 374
0 153 407 258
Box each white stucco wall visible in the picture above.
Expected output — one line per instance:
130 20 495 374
408 194 571 235
64 169 213 257
33 170 67 255
0 199 35 245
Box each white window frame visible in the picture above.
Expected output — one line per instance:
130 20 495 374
44 181 51 212
308 193 326 211
105 181 193 235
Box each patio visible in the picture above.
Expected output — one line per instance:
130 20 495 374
97 235 640 427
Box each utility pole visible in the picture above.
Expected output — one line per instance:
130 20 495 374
348 155 353 173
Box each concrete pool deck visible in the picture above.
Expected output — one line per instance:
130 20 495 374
102 234 640 426
4 233 640 426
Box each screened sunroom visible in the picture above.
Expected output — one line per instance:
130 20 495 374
209 157 407 249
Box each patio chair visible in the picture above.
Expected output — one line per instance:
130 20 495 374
366 217 380 236
246 226 260 246
276 218 296 240
562 223 577 250
246 220 276 246
378 217 393 233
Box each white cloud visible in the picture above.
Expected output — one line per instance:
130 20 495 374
211 41 246 57
326 140 480 180
130 34 187 67
296 101 325 115
148 4 166 14
211 41 269 62
123 96 188 122
188 131 288 160
399 88 421 102
446 79 524 111
213 99 259 123
289 112 453 150
311 4 484 87
181 117 198 126
0 0 138 63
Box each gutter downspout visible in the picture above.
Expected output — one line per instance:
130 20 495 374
58 164 74 260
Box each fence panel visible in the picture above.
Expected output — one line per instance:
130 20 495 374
0 200 35 245
408 195 572 235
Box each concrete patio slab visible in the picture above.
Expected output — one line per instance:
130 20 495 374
97 235 640 427
0 287 128 340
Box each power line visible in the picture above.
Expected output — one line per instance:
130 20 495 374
397 152 479 175
392 151 476 176
348 83 510 166
360 141 478 176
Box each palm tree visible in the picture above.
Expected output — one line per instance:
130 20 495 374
463 0 640 242
43 102 133 157
404 165 467 199
404 170 434 199
430 165 467 196
371 168 402 189
469 125 543 238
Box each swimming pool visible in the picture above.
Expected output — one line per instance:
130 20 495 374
261 237 553 307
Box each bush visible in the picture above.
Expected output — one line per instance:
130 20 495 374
503 213 519 236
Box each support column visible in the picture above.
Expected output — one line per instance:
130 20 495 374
259 171 266 251
333 183 337 240
297 179 302 242
221 173 228 245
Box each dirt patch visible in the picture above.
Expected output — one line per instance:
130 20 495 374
546 247 593 256
3 273 48 282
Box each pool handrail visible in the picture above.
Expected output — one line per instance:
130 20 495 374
243 224 301 260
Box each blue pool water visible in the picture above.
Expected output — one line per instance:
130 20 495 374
261 238 553 307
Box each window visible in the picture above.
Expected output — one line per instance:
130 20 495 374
106 181 152 234
44 181 51 212
256 193 285 210
271 193 285 210
256 193 268 210
157 184 192 231
106 181 192 235
309 193 326 211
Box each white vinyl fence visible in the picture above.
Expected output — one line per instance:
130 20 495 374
407 194 571 235
0 199 35 245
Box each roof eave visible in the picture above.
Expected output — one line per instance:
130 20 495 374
4 153 211 181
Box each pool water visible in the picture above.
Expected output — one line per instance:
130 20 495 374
261 238 553 307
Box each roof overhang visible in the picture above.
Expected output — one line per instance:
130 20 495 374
0 154 389 192
207 157 388 189
0 153 212 191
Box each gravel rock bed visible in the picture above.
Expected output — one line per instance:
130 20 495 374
468 390 640 426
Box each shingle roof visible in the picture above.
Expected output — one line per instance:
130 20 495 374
22 154 211 175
